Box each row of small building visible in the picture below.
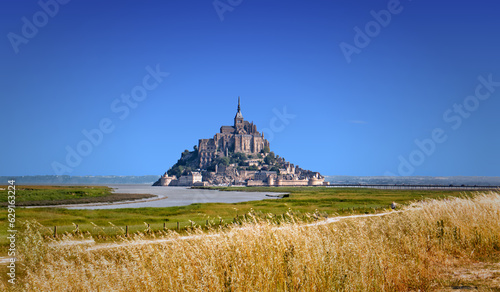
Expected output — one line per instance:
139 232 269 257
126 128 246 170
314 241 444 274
156 170 328 187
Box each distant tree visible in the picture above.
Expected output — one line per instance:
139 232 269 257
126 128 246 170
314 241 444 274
247 165 259 171
217 156 230 166
231 152 247 165
262 146 270 153
167 165 184 178
264 152 276 165
177 165 185 176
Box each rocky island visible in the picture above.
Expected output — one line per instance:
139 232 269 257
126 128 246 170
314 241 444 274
153 98 327 187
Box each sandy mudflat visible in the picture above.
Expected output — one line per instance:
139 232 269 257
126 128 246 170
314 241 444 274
65 185 282 209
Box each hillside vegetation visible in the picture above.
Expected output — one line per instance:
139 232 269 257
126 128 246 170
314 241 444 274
3 192 499 291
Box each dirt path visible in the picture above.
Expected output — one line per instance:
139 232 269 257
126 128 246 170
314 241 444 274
438 263 500 291
79 210 404 251
0 210 403 264
3 208 498 290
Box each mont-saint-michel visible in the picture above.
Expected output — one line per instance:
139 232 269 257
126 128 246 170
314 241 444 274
153 98 327 187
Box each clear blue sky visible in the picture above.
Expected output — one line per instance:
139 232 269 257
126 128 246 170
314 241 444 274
1 0 500 177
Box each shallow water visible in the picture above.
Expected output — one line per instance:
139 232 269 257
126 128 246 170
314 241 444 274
66 185 281 209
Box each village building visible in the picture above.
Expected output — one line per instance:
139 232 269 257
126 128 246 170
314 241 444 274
158 171 204 186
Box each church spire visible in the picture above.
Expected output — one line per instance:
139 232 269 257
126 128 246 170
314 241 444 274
234 96 243 126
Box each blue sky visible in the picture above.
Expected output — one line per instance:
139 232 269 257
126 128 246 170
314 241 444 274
1 0 500 177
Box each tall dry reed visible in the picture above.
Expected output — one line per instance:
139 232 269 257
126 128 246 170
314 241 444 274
3 192 500 291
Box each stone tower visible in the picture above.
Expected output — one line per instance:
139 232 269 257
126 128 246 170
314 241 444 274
234 96 244 131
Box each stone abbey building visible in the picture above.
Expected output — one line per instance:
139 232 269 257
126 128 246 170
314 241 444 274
153 97 326 187
198 97 270 168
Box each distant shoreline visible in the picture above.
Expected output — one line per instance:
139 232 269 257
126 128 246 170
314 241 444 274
2 175 499 186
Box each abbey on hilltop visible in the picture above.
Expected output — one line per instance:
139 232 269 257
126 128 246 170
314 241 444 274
153 97 327 187
198 97 269 169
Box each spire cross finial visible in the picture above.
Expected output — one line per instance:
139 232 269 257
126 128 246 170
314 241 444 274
237 96 240 112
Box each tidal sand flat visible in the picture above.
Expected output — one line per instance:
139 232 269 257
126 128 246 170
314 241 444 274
65 185 281 209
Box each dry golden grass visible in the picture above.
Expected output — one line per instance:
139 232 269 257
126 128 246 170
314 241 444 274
3 192 500 291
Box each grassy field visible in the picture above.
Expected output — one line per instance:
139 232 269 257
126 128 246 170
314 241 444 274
0 185 154 206
3 192 499 291
0 186 478 254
